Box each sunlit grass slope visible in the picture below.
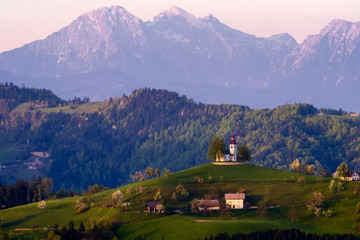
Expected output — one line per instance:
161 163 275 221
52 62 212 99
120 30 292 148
1 163 360 239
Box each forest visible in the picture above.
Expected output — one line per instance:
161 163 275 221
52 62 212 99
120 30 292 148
1 83 360 191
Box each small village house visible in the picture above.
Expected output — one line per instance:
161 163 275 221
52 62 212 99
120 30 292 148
146 202 163 213
198 199 220 211
333 171 358 181
352 171 360 181
225 193 245 209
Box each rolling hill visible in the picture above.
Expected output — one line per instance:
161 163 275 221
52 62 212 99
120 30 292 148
0 163 359 239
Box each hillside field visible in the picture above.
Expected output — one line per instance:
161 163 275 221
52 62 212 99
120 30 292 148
1 164 360 239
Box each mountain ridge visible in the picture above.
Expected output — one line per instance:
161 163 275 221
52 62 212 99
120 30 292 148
0 6 359 111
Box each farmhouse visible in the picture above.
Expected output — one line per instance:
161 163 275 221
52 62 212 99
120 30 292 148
216 134 238 162
146 202 163 213
198 199 220 211
225 193 245 209
352 171 360 181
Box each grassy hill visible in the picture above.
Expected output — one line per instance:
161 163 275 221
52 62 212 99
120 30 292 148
1 163 359 239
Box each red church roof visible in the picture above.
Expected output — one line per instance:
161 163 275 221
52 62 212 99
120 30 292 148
230 134 237 144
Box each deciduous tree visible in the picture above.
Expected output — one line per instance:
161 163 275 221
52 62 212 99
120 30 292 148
207 136 225 161
337 162 351 179
237 145 252 162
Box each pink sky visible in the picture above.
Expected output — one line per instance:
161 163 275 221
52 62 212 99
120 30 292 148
0 0 359 53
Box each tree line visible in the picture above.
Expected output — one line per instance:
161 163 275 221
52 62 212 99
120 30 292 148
0 176 76 209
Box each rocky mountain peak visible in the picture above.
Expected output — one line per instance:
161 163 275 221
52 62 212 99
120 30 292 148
270 33 298 48
155 6 196 19
153 6 206 28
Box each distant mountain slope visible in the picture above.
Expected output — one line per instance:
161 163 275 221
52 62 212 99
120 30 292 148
1 87 360 191
0 5 303 109
2 6 360 111
273 19 360 110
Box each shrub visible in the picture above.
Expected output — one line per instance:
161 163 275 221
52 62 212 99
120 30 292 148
38 200 46 209
297 177 306 185
329 180 337 192
136 186 145 194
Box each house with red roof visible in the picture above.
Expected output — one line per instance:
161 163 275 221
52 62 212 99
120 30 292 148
225 193 245 209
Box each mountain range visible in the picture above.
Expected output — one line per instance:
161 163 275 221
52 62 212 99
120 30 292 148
0 6 360 111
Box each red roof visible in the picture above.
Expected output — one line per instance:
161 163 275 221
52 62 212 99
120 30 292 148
225 193 245 200
198 199 220 207
230 134 237 144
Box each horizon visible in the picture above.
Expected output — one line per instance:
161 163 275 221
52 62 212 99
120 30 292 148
1 0 360 53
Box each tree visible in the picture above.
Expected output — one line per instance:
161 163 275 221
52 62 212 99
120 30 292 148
329 180 337 192
38 200 46 209
156 204 165 212
297 177 306 186
130 170 146 182
290 159 302 172
175 184 189 200
207 136 226 161
91 225 101 240
237 145 252 162
304 164 314 175
171 192 177 201
164 169 171 177
112 190 123 207
155 168 161 177
145 167 154 178
190 199 199 214
36 176 42 201
78 222 86 236
42 178 53 200
136 186 145 194
257 200 269 217
287 205 299 223
337 162 351 179
153 189 162 201
337 182 344 191
306 192 324 215
45 231 61 240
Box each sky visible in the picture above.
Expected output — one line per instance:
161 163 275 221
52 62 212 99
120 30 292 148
0 0 359 53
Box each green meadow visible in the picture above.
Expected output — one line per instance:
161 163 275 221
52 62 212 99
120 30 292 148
1 163 360 239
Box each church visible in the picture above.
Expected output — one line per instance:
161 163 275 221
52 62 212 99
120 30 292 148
216 134 238 162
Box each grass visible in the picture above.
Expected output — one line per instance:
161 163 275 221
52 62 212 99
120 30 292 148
10 102 102 115
37 102 102 114
1 163 359 239
117 213 333 240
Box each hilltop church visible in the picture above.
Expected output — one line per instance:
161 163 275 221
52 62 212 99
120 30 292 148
216 134 238 162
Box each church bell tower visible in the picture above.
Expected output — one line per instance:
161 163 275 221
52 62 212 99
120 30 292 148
229 134 237 161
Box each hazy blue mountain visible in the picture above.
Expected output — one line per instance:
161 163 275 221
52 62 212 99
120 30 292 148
272 19 360 111
0 6 359 111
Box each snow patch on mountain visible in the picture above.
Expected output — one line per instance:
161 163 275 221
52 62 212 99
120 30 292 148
154 6 207 28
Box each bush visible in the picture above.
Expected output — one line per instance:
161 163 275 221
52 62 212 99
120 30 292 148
38 200 46 209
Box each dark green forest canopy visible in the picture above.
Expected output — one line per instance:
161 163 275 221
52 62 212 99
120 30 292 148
1 86 360 191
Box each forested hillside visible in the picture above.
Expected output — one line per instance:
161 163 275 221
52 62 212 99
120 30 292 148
1 85 360 191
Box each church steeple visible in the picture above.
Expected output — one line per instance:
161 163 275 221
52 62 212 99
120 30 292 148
229 134 237 161
230 134 236 144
